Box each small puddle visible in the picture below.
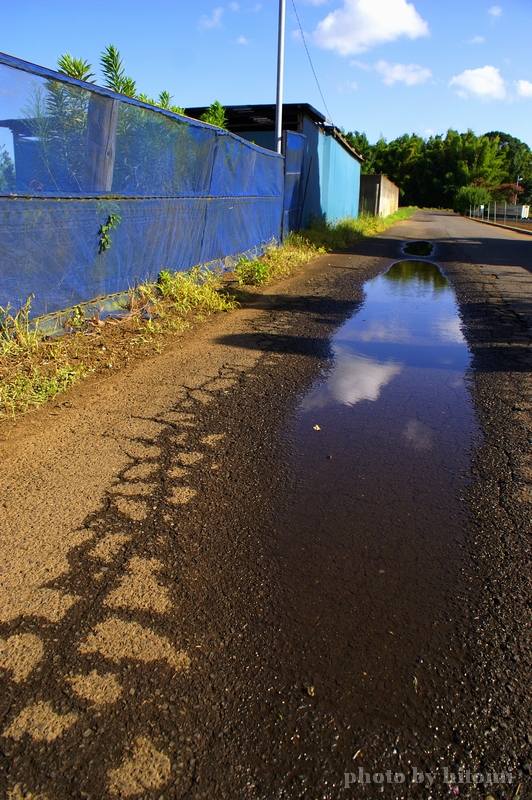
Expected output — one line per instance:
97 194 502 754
269 260 479 734
403 240 433 256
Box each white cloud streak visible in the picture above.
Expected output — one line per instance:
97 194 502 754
467 35 485 44
449 65 506 100
198 7 224 30
488 5 502 17
338 80 358 93
312 0 429 56
375 60 432 86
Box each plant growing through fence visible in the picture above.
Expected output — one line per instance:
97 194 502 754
99 213 122 253
100 44 137 98
56 46 185 113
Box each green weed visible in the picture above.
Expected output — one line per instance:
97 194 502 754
99 213 122 254
234 236 325 287
297 208 418 251
0 298 85 418
233 209 417 287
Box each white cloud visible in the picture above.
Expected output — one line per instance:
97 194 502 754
229 2 239 10
198 7 224 30
467 35 485 44
375 60 432 85
488 5 502 17
517 80 532 97
449 65 506 100
350 59 371 70
338 80 358 93
236 35 250 45
313 0 429 56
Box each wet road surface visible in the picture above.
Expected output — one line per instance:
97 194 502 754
1 211 532 798
268 258 478 733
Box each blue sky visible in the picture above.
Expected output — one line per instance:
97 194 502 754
2 0 532 147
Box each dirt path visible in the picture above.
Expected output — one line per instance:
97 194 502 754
1 211 532 798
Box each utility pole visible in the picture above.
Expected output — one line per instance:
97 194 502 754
275 0 286 154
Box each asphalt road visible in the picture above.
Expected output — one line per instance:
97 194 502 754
1 211 532 799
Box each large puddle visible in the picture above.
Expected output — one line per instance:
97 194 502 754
268 260 479 734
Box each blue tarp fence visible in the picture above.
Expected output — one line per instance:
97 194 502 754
0 52 298 320
282 131 305 238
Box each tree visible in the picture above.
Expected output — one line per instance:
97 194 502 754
347 128 512 208
484 131 532 202
344 130 374 172
491 183 525 204
56 47 186 115
200 101 228 130
0 147 15 192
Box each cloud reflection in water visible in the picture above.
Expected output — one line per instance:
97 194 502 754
301 344 402 410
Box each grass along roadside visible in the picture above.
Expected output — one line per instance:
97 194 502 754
0 268 236 420
234 208 418 285
0 208 417 419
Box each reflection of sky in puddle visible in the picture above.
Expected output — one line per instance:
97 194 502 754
302 261 469 409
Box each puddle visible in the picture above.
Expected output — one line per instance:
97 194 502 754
403 240 433 256
268 260 479 732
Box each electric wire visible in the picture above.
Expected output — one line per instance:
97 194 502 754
291 0 334 127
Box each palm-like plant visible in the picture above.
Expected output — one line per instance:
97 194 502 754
57 54 95 83
100 45 137 97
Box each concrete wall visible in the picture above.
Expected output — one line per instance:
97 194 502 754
359 175 399 217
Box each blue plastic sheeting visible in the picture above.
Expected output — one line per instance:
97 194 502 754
0 53 284 318
0 195 282 318
283 131 306 236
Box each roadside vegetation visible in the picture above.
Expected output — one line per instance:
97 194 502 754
0 208 416 420
0 269 236 420
235 207 417 285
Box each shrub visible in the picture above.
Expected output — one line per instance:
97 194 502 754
453 185 491 214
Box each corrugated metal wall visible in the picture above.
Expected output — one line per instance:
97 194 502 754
300 117 360 226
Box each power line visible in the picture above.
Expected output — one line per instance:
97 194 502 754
291 0 334 127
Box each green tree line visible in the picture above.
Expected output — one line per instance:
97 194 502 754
345 129 532 212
